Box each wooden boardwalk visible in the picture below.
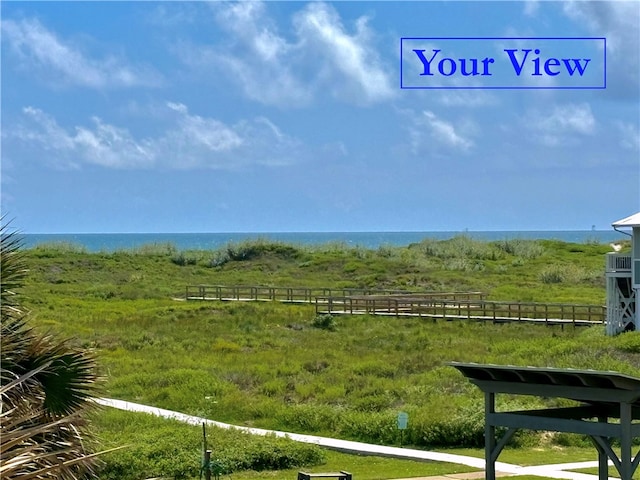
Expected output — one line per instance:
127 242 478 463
315 295 605 327
185 285 484 304
185 285 605 327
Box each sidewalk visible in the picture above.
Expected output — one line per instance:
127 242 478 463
392 471 511 480
95 398 613 480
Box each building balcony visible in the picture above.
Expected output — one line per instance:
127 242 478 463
606 253 632 273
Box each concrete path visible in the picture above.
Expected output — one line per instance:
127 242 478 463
95 398 616 480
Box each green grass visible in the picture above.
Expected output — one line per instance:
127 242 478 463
228 452 477 480
96 409 481 480
20 237 635 478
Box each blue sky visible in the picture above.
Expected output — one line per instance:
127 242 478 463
1 1 638 233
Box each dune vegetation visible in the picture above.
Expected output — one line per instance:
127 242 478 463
18 236 640 479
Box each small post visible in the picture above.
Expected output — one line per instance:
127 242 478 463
485 391 496 480
204 450 212 480
397 411 409 447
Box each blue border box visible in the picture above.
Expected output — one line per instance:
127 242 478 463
400 37 606 90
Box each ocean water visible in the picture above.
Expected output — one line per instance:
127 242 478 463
20 230 628 253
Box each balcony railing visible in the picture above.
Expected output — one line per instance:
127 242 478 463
606 253 632 272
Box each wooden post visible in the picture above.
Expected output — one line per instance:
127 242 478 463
485 391 496 480
596 415 609 480
620 402 632 480
204 450 212 480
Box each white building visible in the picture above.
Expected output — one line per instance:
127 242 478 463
605 212 640 335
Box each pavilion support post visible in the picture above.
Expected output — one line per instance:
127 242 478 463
596 416 609 480
592 435 621 474
621 402 632 480
485 391 496 480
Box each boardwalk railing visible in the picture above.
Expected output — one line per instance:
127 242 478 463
184 285 456 303
315 296 605 326
185 284 604 326
185 285 485 303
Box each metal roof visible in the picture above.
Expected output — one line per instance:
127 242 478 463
450 362 640 405
612 212 640 228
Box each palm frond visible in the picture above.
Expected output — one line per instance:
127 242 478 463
1 218 103 479
0 219 29 318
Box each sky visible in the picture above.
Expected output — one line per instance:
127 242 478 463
1 1 639 234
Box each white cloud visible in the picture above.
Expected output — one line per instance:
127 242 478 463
1 18 161 89
180 1 394 107
562 1 639 98
618 122 640 151
293 2 395 104
182 1 312 107
523 0 540 17
438 91 498 108
541 104 595 135
409 110 474 154
422 111 473 150
165 102 243 155
563 1 638 53
74 118 155 169
525 103 596 147
8 104 302 170
146 3 200 27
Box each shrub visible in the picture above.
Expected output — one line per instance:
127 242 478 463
171 252 197 266
209 250 230 267
494 239 544 259
416 236 502 261
341 410 397 444
540 266 564 284
224 239 303 262
312 314 337 331
407 406 485 448
97 410 325 479
275 404 339 433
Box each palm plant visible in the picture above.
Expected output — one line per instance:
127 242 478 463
1 221 101 479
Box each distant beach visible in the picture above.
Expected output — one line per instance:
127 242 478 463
21 230 628 253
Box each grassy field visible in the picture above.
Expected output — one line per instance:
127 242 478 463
21 236 638 479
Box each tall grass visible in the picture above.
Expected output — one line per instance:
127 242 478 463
19 237 625 476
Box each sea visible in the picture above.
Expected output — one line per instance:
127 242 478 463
20 230 629 253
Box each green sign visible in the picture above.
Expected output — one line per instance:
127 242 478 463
397 412 408 430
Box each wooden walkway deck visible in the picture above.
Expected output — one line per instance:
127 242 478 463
185 285 605 327
315 295 605 327
185 285 484 304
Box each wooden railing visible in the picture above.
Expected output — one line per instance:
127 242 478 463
185 284 604 326
314 296 605 326
185 285 485 304
185 285 440 303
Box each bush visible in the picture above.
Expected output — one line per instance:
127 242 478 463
494 239 544 259
540 266 564 284
171 252 197 266
416 236 503 261
312 314 337 331
341 410 398 444
275 404 339 433
209 250 230 267
225 239 303 262
96 410 326 479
